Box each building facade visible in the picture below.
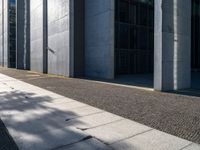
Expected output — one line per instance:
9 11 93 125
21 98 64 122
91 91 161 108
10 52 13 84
0 0 198 91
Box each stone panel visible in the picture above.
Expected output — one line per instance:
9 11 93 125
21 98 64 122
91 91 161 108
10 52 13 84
85 0 115 79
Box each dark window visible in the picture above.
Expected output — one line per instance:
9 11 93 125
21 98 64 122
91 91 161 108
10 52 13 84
8 0 16 68
115 0 154 75
192 0 200 70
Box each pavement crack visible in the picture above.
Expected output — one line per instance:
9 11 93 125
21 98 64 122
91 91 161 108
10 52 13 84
50 135 93 150
110 128 154 145
79 119 125 131
180 142 193 150
76 127 89 131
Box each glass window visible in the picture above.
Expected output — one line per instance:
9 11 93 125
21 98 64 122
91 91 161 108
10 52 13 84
9 0 16 68
115 0 154 74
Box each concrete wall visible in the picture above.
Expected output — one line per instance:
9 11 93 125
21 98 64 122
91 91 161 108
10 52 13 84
0 0 8 67
48 0 71 76
16 0 30 70
85 0 115 79
3 0 8 67
0 0 3 66
30 0 47 73
154 0 191 91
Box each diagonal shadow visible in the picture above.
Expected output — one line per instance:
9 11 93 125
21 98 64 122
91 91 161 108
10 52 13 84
0 90 108 150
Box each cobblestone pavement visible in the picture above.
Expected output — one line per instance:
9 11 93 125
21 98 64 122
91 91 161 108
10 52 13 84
0 68 200 144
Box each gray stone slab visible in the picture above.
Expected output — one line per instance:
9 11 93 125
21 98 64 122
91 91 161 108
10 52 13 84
2 107 102 139
111 129 191 150
183 143 200 150
85 119 151 144
15 127 89 150
43 101 88 112
67 112 123 130
58 138 112 150
47 106 103 121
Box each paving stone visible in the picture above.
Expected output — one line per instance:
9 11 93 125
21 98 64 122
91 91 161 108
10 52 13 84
1 71 200 150
85 119 151 144
3 107 103 139
183 143 200 150
67 112 123 129
1 106 54 122
15 127 89 150
4 116 67 139
111 129 192 150
57 138 112 150
44 101 88 112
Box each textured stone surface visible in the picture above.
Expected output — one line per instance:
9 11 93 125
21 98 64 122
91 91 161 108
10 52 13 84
1 69 200 144
85 0 115 79
15 127 88 150
67 112 123 130
0 71 200 150
111 130 191 150
30 0 47 73
183 143 200 150
58 138 112 150
85 119 151 144
48 0 71 76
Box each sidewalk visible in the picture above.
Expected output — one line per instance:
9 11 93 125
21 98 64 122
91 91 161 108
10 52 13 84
0 73 199 150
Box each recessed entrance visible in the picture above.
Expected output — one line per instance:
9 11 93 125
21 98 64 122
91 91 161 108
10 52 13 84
114 0 154 87
192 0 200 89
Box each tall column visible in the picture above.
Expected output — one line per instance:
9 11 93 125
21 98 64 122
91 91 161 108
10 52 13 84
0 0 4 66
154 0 191 91
16 0 30 70
85 0 115 79
30 0 47 73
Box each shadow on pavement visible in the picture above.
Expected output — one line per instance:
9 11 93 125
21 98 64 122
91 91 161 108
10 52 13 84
0 89 130 149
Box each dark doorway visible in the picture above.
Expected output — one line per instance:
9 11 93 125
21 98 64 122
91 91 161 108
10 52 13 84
115 0 154 75
192 0 200 72
191 0 200 90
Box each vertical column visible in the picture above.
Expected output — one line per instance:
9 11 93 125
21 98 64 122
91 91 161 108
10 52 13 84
85 0 115 79
0 0 3 66
30 0 47 73
154 0 191 91
16 0 30 70
48 0 70 76
2 0 8 67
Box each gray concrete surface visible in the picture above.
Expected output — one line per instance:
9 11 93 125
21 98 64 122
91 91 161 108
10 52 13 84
154 0 191 91
85 0 115 79
47 0 71 77
0 73 199 150
0 0 8 67
111 130 191 150
30 0 47 73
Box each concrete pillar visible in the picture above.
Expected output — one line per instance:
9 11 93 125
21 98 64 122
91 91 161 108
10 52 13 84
85 0 115 79
0 0 8 67
16 0 30 70
0 0 3 66
30 0 47 73
154 0 191 91
47 0 71 76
